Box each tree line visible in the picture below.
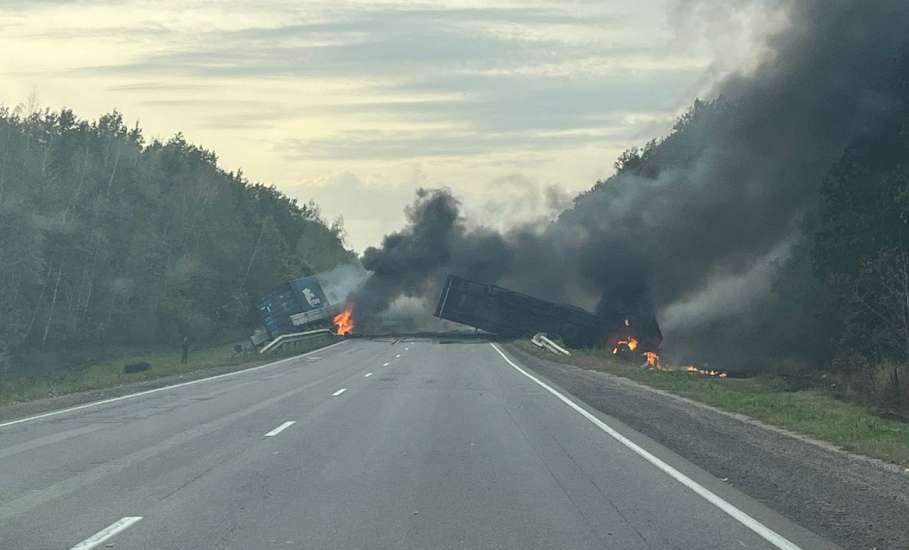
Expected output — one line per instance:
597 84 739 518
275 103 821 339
0 106 354 371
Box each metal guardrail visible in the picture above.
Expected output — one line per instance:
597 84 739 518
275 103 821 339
531 333 571 356
259 329 336 354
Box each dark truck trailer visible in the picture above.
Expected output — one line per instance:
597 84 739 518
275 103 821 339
433 274 606 347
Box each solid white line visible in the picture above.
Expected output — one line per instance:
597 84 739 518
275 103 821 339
332 388 347 396
364 372 373 378
70 516 143 550
489 343 802 550
382 362 390 367
0 341 349 431
264 420 296 437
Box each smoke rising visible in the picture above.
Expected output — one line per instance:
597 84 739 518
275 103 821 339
354 0 909 367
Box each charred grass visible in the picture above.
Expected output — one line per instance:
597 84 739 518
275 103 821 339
515 341 909 468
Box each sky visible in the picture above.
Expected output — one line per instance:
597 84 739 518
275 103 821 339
0 0 774 251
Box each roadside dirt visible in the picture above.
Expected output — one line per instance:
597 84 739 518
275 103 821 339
507 344 909 550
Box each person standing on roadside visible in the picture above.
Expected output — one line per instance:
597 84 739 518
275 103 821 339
181 335 190 364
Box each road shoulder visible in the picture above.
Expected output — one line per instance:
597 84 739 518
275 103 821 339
504 343 909 550
0 340 344 427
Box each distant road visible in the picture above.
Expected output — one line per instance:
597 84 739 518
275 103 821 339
0 339 833 549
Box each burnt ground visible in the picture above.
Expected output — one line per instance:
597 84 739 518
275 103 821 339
505 344 909 550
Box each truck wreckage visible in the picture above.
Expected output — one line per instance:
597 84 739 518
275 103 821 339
253 270 662 359
433 274 662 353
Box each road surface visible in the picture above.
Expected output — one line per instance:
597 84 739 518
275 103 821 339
0 339 834 549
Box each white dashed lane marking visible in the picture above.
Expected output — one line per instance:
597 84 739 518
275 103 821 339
264 421 296 437
364 372 373 378
70 517 143 550
332 388 347 397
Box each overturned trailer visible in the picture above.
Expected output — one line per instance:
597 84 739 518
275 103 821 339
433 274 662 351
433 274 606 347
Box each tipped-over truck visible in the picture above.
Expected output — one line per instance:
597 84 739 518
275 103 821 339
433 274 606 347
433 274 662 350
254 263 367 341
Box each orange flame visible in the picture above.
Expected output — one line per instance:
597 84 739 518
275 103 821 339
686 365 728 378
333 305 354 336
643 351 659 368
613 336 638 352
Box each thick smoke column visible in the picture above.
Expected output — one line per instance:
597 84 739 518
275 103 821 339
354 189 513 321
355 0 909 366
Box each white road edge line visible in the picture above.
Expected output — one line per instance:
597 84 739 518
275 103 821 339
70 516 143 550
332 388 347 396
364 372 373 378
0 341 349 430
489 343 802 550
264 420 296 437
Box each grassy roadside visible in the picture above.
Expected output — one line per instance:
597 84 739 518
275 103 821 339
515 341 909 468
0 335 338 407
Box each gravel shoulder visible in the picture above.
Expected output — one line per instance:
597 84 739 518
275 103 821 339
506 344 909 550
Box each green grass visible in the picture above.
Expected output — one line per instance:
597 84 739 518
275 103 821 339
516 342 909 468
0 335 338 407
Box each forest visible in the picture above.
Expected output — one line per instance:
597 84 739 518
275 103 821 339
0 106 354 374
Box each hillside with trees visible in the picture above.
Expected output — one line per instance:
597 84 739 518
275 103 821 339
0 106 354 373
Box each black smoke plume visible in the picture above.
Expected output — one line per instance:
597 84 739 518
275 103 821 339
354 0 909 368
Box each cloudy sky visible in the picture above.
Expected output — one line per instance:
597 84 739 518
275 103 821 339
0 0 773 251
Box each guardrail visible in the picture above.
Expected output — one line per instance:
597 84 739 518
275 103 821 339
531 333 571 356
259 329 336 354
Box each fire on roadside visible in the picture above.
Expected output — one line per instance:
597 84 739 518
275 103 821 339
611 336 639 354
333 305 354 336
686 365 728 378
607 334 727 379
642 351 660 368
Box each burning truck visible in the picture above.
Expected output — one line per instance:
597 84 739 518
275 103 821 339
433 274 662 354
255 268 662 361
252 263 365 346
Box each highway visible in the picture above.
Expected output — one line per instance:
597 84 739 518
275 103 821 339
0 338 834 549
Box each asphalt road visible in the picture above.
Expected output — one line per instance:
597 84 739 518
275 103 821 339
0 338 835 549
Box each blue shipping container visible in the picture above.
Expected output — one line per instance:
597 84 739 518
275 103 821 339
256 276 331 339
